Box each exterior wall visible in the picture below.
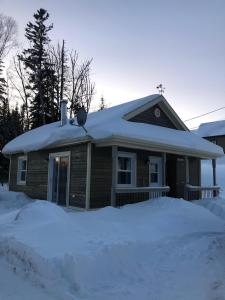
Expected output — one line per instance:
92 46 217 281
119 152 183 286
9 142 202 209
90 146 202 206
90 146 112 208
9 143 88 208
10 152 49 199
129 104 177 129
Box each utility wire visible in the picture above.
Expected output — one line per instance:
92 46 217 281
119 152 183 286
184 106 225 122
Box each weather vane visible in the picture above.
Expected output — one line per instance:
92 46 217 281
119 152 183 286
156 84 165 95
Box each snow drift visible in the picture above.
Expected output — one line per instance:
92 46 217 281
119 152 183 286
1 192 225 299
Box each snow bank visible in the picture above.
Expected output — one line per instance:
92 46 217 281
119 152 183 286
1 192 225 299
0 191 30 211
14 200 69 224
194 197 225 221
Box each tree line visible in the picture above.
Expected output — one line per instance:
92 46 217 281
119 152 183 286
0 8 101 182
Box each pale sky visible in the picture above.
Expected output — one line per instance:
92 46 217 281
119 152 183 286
1 0 225 129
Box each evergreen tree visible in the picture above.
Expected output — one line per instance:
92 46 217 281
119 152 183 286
21 8 54 129
0 61 10 183
99 96 106 111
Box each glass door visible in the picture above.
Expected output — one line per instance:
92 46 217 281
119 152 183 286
48 152 70 206
58 156 69 206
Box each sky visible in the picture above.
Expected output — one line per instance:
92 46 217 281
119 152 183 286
1 0 225 129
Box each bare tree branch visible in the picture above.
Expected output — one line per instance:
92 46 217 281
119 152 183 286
0 14 17 60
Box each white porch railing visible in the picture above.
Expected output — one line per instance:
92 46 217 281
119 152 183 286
112 186 170 206
185 184 220 200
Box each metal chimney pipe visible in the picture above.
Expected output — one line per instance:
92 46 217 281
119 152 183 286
60 99 68 126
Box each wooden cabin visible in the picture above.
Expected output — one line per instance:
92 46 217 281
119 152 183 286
3 94 223 209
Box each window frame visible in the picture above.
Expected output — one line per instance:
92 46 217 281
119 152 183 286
149 156 162 187
116 151 136 188
17 155 27 185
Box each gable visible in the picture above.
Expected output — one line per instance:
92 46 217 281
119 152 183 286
129 103 181 130
123 95 188 131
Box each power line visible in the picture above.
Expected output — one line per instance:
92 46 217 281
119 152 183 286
184 106 225 122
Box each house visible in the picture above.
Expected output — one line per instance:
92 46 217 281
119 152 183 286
195 120 225 151
2 94 224 209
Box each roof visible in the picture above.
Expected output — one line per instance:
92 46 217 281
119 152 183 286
2 94 224 159
195 120 225 138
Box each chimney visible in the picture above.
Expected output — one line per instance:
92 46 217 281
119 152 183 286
60 99 68 126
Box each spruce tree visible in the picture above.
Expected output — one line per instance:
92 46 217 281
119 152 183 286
21 8 54 128
0 60 10 183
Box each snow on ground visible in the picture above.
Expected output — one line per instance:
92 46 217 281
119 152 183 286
1 192 225 299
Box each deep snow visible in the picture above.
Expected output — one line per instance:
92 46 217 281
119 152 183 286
1 192 225 299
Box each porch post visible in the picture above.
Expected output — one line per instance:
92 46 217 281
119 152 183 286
162 153 166 186
212 159 217 186
184 156 189 199
111 146 118 207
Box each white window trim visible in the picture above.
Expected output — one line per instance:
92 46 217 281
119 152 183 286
116 151 136 188
17 155 27 185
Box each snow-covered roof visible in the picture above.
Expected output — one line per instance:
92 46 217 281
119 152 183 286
2 94 224 158
195 120 225 138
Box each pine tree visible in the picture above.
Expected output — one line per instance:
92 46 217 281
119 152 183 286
21 8 54 129
0 61 10 183
99 96 106 111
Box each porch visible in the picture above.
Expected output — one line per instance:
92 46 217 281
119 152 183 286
110 146 219 206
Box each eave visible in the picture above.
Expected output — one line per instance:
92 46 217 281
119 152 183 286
94 135 223 159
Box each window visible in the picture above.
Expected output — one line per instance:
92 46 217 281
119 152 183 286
149 157 162 187
17 156 27 185
150 162 159 183
117 152 136 187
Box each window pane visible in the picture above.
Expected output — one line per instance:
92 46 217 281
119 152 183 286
20 171 26 182
150 163 158 173
21 159 27 170
151 173 158 183
118 157 131 171
118 171 131 184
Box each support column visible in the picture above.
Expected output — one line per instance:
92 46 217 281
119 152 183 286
212 159 217 186
111 146 118 207
85 142 92 210
162 153 166 186
184 156 189 199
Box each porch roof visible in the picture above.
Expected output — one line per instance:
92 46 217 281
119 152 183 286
2 94 223 159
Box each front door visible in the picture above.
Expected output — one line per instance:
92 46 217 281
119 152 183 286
176 158 186 198
149 156 162 187
48 152 70 206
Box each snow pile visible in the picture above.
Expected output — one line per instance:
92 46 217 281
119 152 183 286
2 94 223 158
195 197 225 221
1 192 225 299
0 191 30 211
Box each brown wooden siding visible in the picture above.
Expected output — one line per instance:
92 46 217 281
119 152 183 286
9 143 88 208
90 146 112 208
129 104 177 129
